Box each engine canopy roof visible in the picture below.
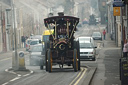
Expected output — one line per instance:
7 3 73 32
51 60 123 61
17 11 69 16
44 16 79 28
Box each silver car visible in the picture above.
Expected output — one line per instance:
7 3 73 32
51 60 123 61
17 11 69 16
92 32 102 40
29 44 44 67
79 41 97 61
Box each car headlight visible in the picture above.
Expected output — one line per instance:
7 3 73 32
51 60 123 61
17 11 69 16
88 52 93 54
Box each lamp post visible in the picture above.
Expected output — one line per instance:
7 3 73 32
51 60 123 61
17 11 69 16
0 4 3 52
12 0 19 70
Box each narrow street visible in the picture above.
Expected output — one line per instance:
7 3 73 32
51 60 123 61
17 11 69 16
0 0 127 85
0 24 121 85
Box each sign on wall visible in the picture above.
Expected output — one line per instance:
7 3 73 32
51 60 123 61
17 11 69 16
113 7 121 16
113 1 124 7
114 0 122 1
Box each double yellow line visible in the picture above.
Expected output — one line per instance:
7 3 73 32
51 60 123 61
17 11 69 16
69 68 87 85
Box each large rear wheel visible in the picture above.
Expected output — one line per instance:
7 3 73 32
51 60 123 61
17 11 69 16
73 49 78 72
48 49 52 72
74 41 80 70
76 41 80 70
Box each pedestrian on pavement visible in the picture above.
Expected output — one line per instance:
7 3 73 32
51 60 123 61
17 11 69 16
123 39 128 57
103 29 106 40
21 36 25 48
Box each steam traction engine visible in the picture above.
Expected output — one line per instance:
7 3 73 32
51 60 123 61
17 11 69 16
44 13 80 72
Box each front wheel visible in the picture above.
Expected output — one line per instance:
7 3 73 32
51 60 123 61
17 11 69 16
77 41 80 70
45 50 48 71
74 41 80 70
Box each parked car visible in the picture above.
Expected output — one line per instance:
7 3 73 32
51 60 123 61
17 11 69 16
76 36 95 46
95 18 100 24
77 23 82 27
29 35 42 43
92 32 102 40
30 35 42 41
79 41 97 61
82 20 88 24
28 39 40 52
29 44 44 67
26 39 32 51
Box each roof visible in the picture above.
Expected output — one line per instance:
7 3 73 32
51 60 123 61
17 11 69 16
44 16 79 28
93 32 101 33
30 39 39 41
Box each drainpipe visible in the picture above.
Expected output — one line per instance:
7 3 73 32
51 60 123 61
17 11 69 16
127 5 128 40
121 7 123 57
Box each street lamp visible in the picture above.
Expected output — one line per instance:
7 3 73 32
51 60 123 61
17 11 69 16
11 0 19 70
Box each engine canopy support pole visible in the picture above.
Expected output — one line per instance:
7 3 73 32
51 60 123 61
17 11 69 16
67 21 69 38
55 21 57 39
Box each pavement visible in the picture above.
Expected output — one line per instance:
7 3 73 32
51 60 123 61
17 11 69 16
0 48 31 75
81 67 97 85
79 33 121 85
89 33 121 85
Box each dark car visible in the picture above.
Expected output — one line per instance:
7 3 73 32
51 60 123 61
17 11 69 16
92 32 102 40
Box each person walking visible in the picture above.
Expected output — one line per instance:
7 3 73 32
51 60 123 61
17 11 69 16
123 39 128 57
103 29 106 40
21 36 25 48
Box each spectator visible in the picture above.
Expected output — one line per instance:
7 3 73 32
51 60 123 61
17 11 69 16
21 36 25 48
123 39 128 57
103 30 106 40
25 36 28 40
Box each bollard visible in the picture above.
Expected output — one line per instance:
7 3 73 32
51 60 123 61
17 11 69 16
18 51 26 70
12 51 16 70
12 51 19 70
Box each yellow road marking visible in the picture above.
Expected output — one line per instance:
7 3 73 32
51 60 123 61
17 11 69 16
0 57 11 61
69 67 87 85
74 68 87 85
69 68 83 85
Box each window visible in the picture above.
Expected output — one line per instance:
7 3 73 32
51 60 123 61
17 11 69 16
30 41 39 45
80 43 93 48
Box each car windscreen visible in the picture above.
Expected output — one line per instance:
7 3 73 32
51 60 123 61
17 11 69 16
92 32 101 36
30 41 39 45
32 45 42 52
31 35 42 40
80 43 93 48
79 38 90 41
